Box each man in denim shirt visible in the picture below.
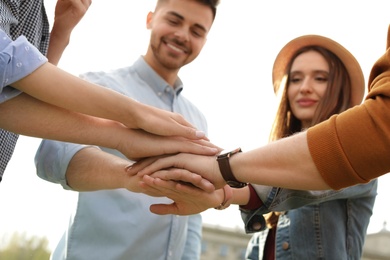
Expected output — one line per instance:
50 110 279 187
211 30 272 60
35 0 219 259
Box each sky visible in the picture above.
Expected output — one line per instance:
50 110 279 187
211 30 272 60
1 0 390 252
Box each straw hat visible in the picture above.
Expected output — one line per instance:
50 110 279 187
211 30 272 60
272 35 365 106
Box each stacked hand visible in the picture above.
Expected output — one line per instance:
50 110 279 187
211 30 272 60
128 153 231 215
139 175 232 215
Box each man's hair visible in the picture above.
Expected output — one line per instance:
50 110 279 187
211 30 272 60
156 0 220 20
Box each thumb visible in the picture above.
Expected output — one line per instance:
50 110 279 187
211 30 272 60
149 203 178 215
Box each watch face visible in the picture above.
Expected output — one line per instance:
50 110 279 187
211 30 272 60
218 147 242 158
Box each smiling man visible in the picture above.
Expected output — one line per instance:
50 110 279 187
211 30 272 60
34 0 219 259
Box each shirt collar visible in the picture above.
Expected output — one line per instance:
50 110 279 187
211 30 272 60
133 56 183 96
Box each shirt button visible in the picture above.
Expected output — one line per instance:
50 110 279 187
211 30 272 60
282 242 289 250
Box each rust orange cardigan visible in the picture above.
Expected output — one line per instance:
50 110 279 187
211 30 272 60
308 25 390 189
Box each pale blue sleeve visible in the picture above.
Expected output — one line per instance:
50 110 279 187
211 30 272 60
0 29 47 103
34 139 94 190
182 214 202 260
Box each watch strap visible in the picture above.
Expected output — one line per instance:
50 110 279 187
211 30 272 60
217 148 247 188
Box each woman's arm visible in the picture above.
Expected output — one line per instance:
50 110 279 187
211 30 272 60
0 28 209 141
11 62 208 140
132 132 329 190
0 93 219 160
47 0 92 65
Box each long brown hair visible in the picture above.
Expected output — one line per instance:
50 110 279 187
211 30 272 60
269 46 352 142
265 45 354 230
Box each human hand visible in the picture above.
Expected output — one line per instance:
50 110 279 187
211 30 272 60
131 158 216 192
139 175 232 215
129 102 213 141
129 153 227 190
117 129 220 162
52 0 92 35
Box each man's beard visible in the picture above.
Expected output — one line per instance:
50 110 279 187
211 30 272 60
150 36 191 70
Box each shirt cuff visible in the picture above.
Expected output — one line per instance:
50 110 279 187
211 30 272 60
239 184 263 210
0 30 47 102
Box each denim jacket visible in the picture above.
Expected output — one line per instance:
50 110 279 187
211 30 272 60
241 179 378 259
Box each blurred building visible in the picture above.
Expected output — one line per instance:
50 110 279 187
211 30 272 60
202 222 390 260
362 223 390 260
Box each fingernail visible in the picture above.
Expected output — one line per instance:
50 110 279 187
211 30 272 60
211 148 219 153
195 131 205 138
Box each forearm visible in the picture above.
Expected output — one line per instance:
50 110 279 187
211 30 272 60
231 132 330 190
0 92 125 149
66 147 133 191
46 29 70 65
10 62 140 126
231 187 250 205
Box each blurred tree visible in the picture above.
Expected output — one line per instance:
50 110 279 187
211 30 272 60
0 232 50 260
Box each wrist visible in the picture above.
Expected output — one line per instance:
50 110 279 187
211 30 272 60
214 185 233 210
216 148 247 188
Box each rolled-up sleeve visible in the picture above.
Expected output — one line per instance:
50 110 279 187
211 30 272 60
241 180 377 233
34 140 90 190
0 29 47 103
307 37 390 189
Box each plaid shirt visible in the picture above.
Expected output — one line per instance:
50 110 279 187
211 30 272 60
0 0 50 181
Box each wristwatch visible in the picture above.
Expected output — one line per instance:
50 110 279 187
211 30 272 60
216 148 247 188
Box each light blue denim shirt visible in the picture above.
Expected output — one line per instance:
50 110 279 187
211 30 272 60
241 180 377 259
35 57 207 260
0 29 47 103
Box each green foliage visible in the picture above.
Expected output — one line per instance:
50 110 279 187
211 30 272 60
0 232 50 260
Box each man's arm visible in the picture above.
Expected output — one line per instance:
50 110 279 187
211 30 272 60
35 140 143 192
65 147 135 191
36 133 149 192
36 139 215 192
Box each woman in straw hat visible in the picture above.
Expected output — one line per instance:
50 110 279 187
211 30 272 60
240 35 377 260
130 34 378 259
